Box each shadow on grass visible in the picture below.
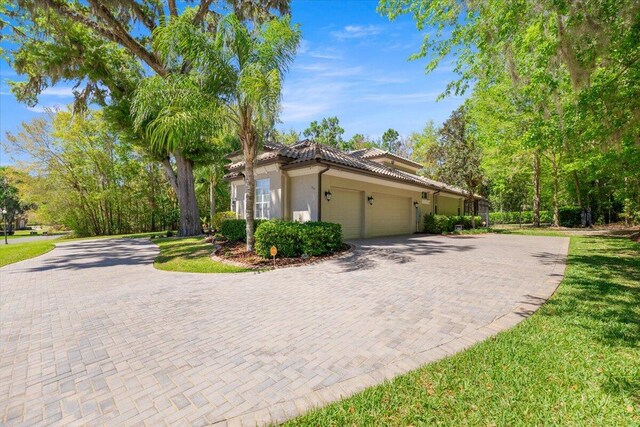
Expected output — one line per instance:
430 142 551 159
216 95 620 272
539 235 640 349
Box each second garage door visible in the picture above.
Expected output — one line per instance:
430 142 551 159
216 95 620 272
323 188 364 239
370 193 412 237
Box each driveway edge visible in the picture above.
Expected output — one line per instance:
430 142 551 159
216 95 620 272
222 237 571 426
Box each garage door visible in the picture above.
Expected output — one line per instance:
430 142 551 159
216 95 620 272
370 193 412 237
323 188 363 239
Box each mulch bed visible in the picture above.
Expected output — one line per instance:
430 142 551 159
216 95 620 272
211 240 351 269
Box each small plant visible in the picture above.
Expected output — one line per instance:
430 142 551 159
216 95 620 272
165 230 174 238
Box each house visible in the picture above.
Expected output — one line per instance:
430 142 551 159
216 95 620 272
224 140 488 239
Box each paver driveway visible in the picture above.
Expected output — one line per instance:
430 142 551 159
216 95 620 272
0 234 569 426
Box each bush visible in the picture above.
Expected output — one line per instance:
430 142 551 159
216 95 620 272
559 206 582 227
254 221 302 258
219 218 266 242
212 211 235 231
254 221 344 258
165 230 174 237
489 210 554 224
424 214 450 233
300 222 343 256
424 214 483 233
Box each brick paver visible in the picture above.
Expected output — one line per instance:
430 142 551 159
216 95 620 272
0 234 569 425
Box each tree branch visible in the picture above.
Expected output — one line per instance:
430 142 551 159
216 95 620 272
161 156 179 194
167 0 178 17
193 0 213 25
87 0 167 76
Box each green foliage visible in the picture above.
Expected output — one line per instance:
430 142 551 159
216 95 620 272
0 167 32 232
490 211 555 225
220 219 249 242
381 128 400 153
253 221 343 258
220 218 266 242
303 117 350 150
424 214 482 233
3 110 179 236
299 222 343 256
558 207 582 228
254 221 302 258
211 211 236 231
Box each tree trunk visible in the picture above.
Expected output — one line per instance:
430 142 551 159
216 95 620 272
533 152 541 227
244 149 256 251
573 170 583 209
551 154 560 227
209 172 216 222
174 152 201 236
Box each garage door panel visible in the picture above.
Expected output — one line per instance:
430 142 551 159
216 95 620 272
370 193 411 237
323 188 363 239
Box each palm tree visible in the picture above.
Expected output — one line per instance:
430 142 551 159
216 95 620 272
217 15 300 251
132 12 298 243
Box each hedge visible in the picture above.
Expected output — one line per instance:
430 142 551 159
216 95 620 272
423 214 483 234
489 208 583 226
254 221 343 258
489 210 553 224
211 211 235 231
219 219 265 242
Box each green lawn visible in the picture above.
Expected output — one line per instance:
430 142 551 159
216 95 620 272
0 240 56 267
286 235 640 426
153 237 249 273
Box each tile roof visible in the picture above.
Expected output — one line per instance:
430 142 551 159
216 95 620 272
224 140 471 197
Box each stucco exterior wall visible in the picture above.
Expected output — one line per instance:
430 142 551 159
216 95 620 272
435 193 463 216
229 167 283 220
289 174 318 222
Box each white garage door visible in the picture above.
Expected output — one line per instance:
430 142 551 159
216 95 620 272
323 188 363 239
370 193 412 237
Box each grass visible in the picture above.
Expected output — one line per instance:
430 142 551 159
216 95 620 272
0 240 56 267
286 235 640 426
153 237 249 273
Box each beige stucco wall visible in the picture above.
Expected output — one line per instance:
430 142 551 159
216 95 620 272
289 174 318 222
229 167 283 219
435 193 463 216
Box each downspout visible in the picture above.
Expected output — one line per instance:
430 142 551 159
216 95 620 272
317 162 330 221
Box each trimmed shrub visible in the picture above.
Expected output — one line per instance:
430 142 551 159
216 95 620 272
219 219 265 242
425 214 482 233
489 210 554 224
254 221 344 258
424 214 450 233
300 222 343 256
212 211 235 231
559 206 582 227
254 221 302 258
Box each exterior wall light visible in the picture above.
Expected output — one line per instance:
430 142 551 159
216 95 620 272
324 190 332 201
368 195 374 206
413 201 419 208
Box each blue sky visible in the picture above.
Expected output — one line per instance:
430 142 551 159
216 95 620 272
0 0 464 165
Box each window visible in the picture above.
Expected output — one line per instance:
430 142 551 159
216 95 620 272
421 192 429 200
255 178 270 219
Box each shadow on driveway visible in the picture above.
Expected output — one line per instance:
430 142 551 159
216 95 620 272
22 238 157 272
339 235 478 272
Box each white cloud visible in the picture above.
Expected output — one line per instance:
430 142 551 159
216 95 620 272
358 91 441 104
41 86 75 97
331 25 383 40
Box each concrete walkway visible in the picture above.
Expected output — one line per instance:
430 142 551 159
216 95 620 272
0 234 569 426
